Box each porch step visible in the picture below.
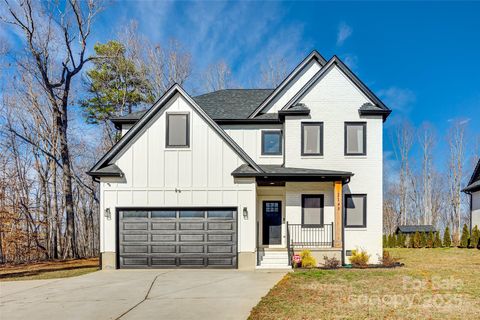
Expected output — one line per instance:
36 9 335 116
257 249 291 269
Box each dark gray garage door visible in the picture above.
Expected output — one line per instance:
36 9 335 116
118 208 237 268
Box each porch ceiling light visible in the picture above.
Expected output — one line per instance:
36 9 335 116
243 207 248 219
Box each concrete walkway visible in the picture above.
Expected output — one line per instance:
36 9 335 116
0 269 286 320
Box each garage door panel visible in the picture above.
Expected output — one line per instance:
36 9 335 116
151 222 176 230
151 234 176 242
119 208 237 269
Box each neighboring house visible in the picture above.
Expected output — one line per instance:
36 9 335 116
88 51 391 270
395 225 437 235
463 159 480 231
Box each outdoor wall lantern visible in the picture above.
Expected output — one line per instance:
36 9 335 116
105 208 111 220
243 207 248 219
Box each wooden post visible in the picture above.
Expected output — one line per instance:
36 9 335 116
334 181 343 248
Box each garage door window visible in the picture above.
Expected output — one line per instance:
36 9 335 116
179 210 204 218
151 210 176 218
207 210 234 219
123 211 148 218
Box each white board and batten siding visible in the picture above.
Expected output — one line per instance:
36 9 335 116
472 191 480 230
283 65 383 261
100 93 257 255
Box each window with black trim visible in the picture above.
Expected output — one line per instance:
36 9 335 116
302 194 324 227
345 122 366 155
166 113 189 147
345 194 367 227
261 130 282 155
302 122 323 156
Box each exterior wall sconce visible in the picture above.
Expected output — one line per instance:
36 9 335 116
243 207 248 219
105 208 111 220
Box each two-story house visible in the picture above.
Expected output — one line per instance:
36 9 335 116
88 51 391 270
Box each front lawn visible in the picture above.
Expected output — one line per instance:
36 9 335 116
249 249 480 319
0 258 99 281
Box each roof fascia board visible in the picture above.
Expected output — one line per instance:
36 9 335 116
248 50 327 118
89 84 264 175
280 56 391 116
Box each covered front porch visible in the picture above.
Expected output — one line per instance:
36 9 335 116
233 164 353 268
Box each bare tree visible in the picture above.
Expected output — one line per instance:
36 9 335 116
2 0 103 258
447 120 467 244
201 60 233 92
392 121 414 225
260 55 288 88
418 123 436 224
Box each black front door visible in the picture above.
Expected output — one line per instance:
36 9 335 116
263 201 282 245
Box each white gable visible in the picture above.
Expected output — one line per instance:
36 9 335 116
262 59 322 114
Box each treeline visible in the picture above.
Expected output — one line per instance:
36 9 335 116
383 120 479 245
384 225 480 249
0 0 290 264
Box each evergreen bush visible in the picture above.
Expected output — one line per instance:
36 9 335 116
426 231 434 248
459 224 470 248
300 250 317 268
383 234 388 248
470 225 480 249
434 232 442 248
443 226 452 247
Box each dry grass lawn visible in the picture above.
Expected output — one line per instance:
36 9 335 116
0 258 99 281
249 248 480 320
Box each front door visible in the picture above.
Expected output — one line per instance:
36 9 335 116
262 201 282 245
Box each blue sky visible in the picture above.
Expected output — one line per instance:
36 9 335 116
2 1 479 172
94 0 480 172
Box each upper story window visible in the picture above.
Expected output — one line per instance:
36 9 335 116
261 130 282 155
302 194 324 227
302 122 323 156
345 122 366 156
345 194 367 228
166 113 189 148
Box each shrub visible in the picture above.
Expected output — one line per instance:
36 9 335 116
433 232 442 248
408 234 415 248
383 234 388 248
397 233 406 248
323 255 340 269
470 225 480 249
300 250 317 268
426 231 434 248
443 226 452 247
379 250 399 267
349 249 370 267
420 232 427 247
459 224 470 248
413 231 421 248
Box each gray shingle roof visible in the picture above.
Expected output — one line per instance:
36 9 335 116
232 164 353 178
395 225 437 234
110 89 275 124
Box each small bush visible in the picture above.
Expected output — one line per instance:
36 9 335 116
420 232 427 247
470 225 480 249
300 250 317 268
433 232 442 248
397 233 406 248
379 250 399 267
323 255 340 269
459 224 470 248
349 249 370 267
408 234 415 248
413 231 421 248
443 226 452 247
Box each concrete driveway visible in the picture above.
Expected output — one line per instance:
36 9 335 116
0 269 286 320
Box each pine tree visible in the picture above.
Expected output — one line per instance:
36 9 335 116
420 232 427 247
459 224 470 248
426 231 434 248
434 232 442 248
396 232 404 247
470 226 480 249
443 226 452 248
413 231 421 248
409 234 415 248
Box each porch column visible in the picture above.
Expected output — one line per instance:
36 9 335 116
334 181 343 248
